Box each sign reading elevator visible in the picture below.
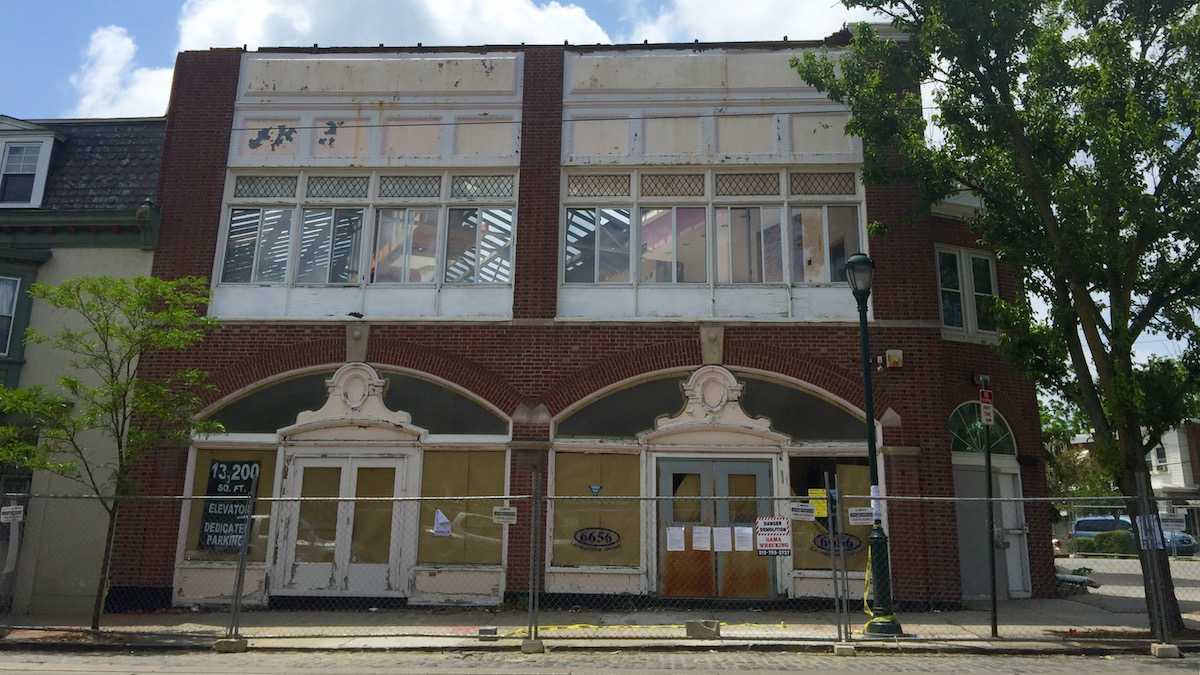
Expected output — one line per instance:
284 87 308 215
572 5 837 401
198 460 260 552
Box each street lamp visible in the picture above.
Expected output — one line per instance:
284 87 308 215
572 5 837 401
845 252 903 637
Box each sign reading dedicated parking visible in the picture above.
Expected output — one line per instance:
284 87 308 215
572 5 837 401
198 460 260 552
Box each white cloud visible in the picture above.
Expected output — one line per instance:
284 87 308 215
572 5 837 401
175 0 611 51
69 26 173 117
620 0 878 43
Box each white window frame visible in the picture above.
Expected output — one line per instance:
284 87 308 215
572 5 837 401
215 169 518 289
0 275 19 356
559 168 864 289
0 138 53 209
936 245 1000 341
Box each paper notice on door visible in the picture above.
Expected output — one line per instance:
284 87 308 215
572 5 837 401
433 509 452 537
712 527 732 552
692 526 711 551
666 526 686 551
734 526 754 551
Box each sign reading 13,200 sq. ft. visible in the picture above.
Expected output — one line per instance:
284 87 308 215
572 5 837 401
198 460 260 552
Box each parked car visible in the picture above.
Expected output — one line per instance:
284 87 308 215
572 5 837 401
1069 515 1197 556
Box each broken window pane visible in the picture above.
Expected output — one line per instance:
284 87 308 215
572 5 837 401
639 208 674 282
253 208 292 283
565 208 597 283
789 207 825 283
222 208 261 283
597 208 631 282
827 205 859 282
676 207 707 283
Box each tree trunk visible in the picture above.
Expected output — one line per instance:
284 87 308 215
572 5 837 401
89 502 119 631
1121 470 1186 638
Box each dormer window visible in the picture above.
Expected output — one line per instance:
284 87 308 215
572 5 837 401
1 143 40 203
0 115 57 209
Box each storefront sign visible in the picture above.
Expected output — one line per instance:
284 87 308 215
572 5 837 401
574 527 621 551
198 460 260 552
754 516 792 556
847 507 876 526
492 506 518 525
812 532 864 556
0 505 23 524
788 502 816 522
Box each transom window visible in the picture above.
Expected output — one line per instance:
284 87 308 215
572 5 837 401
562 170 862 285
947 402 1016 455
0 276 18 355
1 143 41 204
219 171 515 286
937 246 998 335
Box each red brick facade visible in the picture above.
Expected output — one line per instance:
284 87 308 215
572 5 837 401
114 45 1052 606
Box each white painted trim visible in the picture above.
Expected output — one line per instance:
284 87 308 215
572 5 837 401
0 137 53 209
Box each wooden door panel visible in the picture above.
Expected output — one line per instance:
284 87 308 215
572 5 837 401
718 550 770 598
663 547 716 597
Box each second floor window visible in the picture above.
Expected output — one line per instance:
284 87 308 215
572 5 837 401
219 172 515 287
563 170 862 286
938 246 998 335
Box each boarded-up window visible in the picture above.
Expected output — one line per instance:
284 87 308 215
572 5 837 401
184 448 276 563
789 458 869 572
551 453 640 567
417 451 505 565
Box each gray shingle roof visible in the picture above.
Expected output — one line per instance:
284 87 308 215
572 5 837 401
36 118 165 211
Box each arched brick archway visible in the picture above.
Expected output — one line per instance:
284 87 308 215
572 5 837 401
541 338 890 424
367 337 524 415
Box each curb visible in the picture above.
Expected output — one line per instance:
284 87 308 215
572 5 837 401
1 637 1192 657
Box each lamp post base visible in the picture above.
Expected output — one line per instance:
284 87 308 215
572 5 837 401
863 524 903 638
863 616 904 637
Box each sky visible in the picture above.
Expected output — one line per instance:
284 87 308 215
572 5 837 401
0 0 874 120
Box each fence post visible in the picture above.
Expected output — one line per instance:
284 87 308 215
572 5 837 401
524 470 544 651
227 476 258 639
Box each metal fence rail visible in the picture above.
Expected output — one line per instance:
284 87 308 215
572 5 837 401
1 487 1196 648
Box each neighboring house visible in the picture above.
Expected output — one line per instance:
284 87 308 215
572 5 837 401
0 115 164 615
102 33 1050 613
1148 421 1200 524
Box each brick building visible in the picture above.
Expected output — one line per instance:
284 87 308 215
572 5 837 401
109 35 1052 610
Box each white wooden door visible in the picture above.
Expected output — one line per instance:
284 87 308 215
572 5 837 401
277 456 406 596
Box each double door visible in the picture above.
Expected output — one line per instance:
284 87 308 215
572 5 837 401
657 458 774 598
275 456 408 596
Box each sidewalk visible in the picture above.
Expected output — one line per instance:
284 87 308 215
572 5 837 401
2 596 1194 653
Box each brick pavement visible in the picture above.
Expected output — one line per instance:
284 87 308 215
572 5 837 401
0 650 1196 674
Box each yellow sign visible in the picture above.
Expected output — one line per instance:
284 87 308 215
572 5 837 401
807 488 828 518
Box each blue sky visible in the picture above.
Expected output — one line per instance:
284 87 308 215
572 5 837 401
0 0 866 120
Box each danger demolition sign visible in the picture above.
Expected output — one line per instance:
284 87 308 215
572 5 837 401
755 516 792 556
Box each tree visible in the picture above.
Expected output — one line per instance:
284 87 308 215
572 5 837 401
0 276 218 630
1042 398 1119 500
793 1 1198 634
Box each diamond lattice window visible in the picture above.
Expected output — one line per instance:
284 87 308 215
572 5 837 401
715 173 781 196
640 174 705 197
789 172 856 195
450 175 514 199
379 175 441 199
234 175 298 199
567 174 632 198
306 176 370 199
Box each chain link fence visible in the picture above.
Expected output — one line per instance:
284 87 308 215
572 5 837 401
1 486 1196 648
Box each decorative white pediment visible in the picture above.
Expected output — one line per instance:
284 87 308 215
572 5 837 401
279 363 426 441
640 366 788 445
